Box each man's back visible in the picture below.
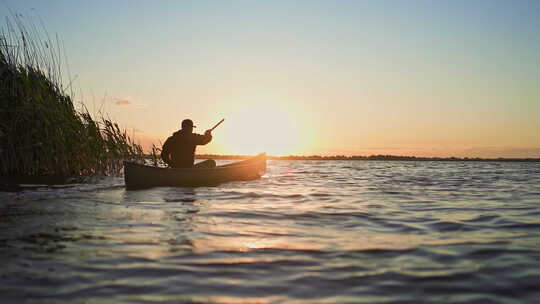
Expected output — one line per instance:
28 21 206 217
161 129 212 168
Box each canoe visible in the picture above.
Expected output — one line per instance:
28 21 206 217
124 153 266 190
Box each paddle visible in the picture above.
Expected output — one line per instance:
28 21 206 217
209 119 225 132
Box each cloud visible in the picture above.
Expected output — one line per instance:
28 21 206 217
115 99 131 106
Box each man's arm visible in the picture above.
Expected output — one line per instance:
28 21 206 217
161 138 172 165
195 130 212 145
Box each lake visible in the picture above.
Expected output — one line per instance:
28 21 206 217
1 160 540 303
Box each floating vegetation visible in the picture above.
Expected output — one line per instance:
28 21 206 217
0 14 143 178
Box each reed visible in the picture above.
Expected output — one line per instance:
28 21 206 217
0 14 143 178
150 144 162 167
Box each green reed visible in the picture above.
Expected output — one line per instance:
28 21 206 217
0 14 143 177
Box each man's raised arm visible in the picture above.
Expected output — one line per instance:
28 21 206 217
196 130 212 145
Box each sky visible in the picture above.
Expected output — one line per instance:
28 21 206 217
2 0 540 157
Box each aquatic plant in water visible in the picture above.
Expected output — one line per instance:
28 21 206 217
0 14 143 177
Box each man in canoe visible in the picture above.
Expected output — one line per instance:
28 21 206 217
161 119 216 168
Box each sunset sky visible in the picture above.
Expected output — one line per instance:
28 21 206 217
3 1 540 157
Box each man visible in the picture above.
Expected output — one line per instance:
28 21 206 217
161 119 216 168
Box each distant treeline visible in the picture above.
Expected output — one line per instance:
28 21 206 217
194 154 540 162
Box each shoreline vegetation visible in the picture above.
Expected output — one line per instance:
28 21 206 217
0 14 143 185
195 154 540 162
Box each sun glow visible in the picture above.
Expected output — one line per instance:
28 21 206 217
216 103 306 156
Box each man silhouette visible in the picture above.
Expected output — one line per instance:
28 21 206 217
161 119 216 168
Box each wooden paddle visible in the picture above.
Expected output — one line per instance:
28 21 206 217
209 119 225 132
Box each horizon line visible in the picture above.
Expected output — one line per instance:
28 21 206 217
189 154 540 162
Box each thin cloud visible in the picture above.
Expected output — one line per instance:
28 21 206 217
115 99 131 106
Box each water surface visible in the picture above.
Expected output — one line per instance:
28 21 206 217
1 160 540 303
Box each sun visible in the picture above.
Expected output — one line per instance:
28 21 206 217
216 103 304 156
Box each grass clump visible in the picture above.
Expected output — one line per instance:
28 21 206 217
0 14 143 178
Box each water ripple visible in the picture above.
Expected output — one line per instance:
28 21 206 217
1 160 540 303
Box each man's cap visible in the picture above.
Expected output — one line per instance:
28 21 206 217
182 119 196 128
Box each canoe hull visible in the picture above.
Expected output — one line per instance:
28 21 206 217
124 153 266 190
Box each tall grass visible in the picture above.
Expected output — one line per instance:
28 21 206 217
0 14 143 177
